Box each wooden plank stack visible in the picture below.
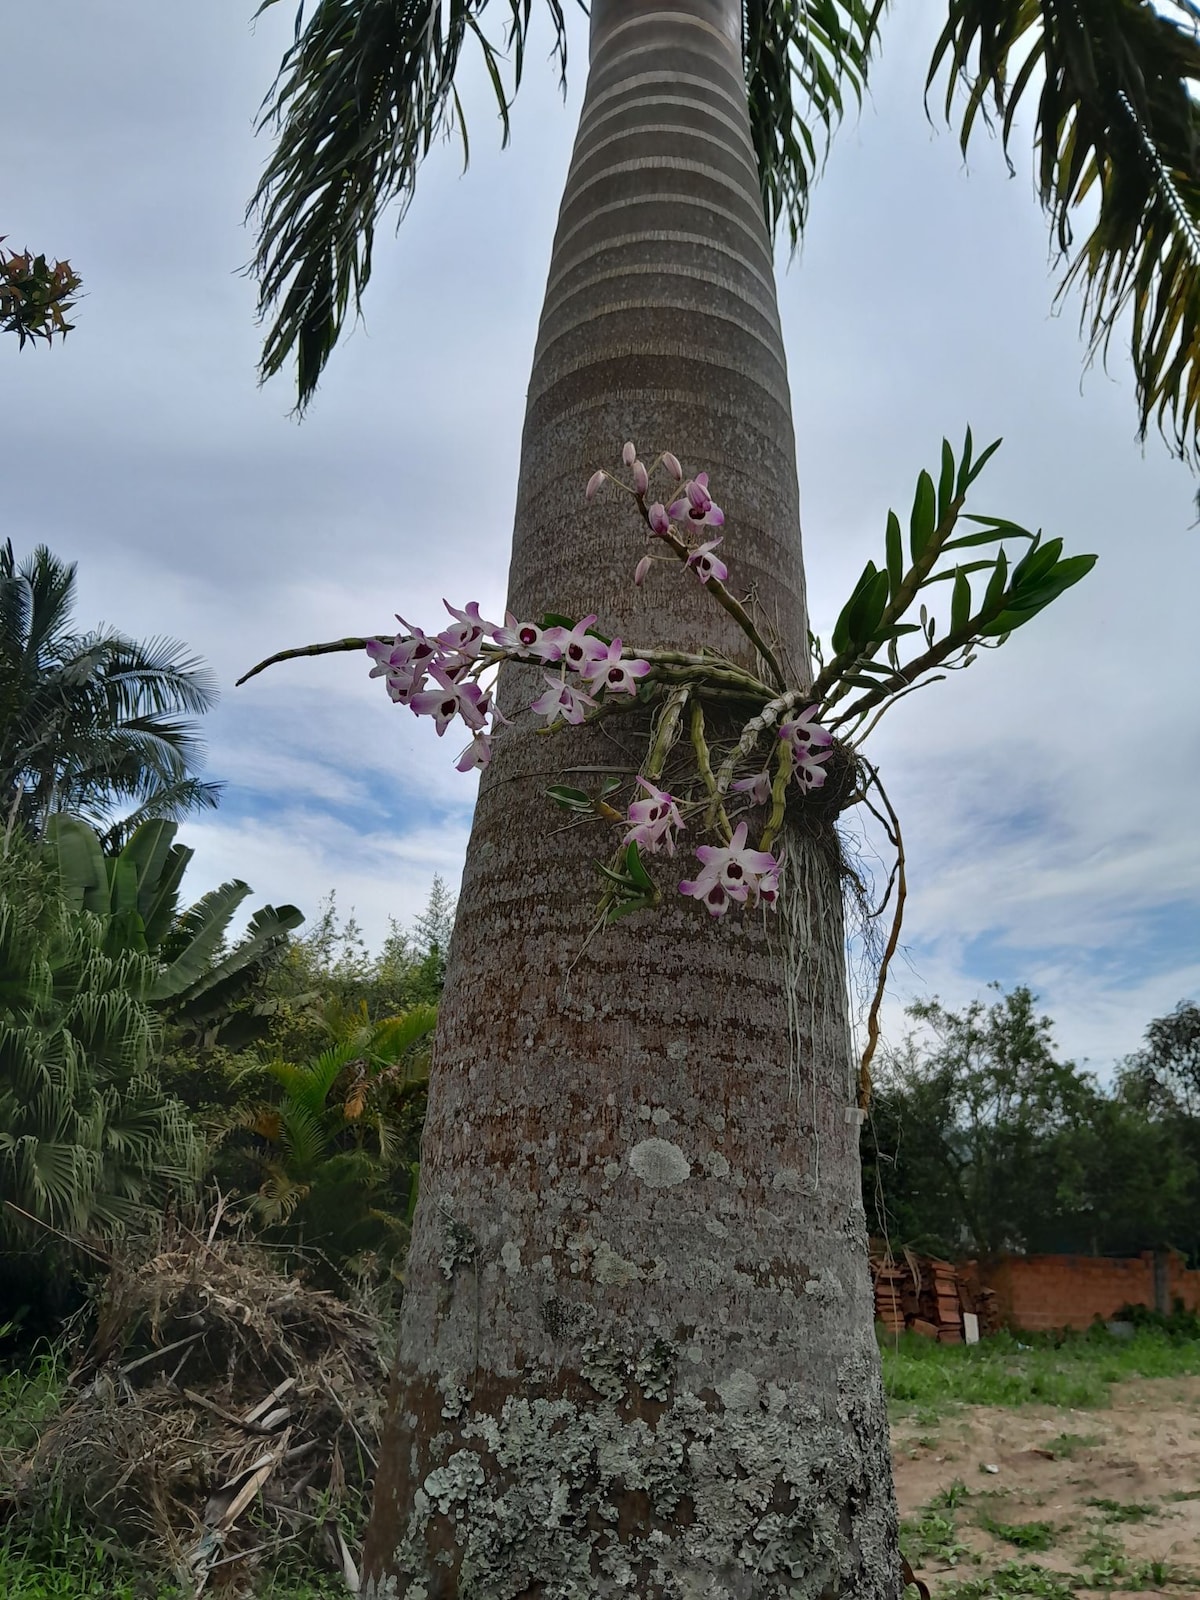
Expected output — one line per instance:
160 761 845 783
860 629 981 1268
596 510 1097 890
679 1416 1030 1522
870 1248 978 1341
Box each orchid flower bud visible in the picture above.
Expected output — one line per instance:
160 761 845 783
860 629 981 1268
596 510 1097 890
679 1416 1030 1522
622 440 637 467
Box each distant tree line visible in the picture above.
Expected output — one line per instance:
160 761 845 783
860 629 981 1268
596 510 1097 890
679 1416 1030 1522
863 986 1200 1266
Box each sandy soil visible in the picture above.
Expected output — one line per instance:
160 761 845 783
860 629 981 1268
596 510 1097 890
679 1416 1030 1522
891 1376 1200 1597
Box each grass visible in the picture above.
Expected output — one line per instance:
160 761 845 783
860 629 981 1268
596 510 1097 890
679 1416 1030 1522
977 1515 1057 1552
880 1325 1200 1414
0 1529 348 1600
933 1561 1077 1597
1085 1496 1158 1523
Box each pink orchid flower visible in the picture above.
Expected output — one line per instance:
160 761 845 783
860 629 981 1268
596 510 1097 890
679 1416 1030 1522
668 471 725 529
792 748 830 794
647 503 673 537
779 706 832 754
530 672 597 727
365 628 439 703
455 729 494 772
632 459 649 496
756 858 782 907
622 441 637 467
732 769 772 807
541 615 608 673
634 555 652 587
623 777 684 857
679 822 779 916
686 540 729 586
661 451 683 482
437 600 495 659
582 638 652 696
409 662 490 735
491 611 559 660
585 469 606 502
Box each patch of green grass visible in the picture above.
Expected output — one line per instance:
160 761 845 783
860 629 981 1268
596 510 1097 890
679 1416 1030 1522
1165 1487 1200 1502
880 1326 1200 1415
0 1348 65 1454
977 1514 1057 1551
1086 1496 1158 1523
935 1560 1076 1598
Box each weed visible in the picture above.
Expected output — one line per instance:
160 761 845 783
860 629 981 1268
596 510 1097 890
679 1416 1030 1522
977 1514 1056 1551
1085 1496 1158 1523
936 1560 1076 1598
900 1506 973 1567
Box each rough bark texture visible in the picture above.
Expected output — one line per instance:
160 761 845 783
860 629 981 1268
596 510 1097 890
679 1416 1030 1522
362 3 901 1594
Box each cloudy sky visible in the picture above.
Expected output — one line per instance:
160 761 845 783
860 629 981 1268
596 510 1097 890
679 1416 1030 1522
5 1 1197 1074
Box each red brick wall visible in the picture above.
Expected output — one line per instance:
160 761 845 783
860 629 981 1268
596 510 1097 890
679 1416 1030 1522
979 1252 1200 1332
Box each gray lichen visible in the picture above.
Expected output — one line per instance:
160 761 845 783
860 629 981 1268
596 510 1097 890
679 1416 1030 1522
387 1338 899 1598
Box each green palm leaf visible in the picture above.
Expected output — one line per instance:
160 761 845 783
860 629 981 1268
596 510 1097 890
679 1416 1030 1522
250 0 577 410
745 0 886 247
931 0 1200 460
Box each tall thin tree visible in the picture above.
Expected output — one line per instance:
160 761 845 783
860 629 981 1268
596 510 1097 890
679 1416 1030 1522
249 0 1200 1590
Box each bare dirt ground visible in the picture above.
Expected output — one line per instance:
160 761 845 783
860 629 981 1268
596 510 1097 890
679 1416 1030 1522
891 1376 1200 1597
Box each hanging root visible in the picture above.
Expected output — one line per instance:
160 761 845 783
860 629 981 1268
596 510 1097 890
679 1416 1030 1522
853 758 907 1110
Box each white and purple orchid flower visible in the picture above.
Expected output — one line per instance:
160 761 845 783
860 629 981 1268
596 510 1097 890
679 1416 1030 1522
679 821 779 917
779 706 833 755
530 672 597 727
583 639 652 697
410 662 490 736
686 539 729 586
455 729 494 772
491 611 558 660
624 777 685 857
668 471 724 529
542 615 608 673
437 599 495 659
731 768 773 807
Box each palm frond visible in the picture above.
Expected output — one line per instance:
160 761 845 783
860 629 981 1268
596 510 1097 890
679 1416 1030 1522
250 0 576 410
930 0 1200 461
744 0 887 248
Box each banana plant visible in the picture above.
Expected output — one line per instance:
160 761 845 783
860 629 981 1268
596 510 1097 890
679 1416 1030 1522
42 814 303 1029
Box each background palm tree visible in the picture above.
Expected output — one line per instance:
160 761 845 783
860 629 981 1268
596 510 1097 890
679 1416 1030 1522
247 2 1200 1593
0 541 220 847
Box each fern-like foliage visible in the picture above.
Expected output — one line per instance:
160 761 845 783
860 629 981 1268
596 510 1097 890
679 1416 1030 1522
931 0 1200 461
0 852 201 1250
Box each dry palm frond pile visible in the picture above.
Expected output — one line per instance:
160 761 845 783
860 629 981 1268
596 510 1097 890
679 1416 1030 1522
9 1216 388 1593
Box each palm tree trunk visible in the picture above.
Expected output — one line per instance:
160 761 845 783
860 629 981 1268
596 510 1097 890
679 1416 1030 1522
362 3 901 1594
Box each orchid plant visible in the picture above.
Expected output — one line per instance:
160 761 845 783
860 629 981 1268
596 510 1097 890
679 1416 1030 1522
239 433 1095 1092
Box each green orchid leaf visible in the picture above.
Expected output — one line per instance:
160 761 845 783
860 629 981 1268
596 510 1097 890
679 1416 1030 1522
982 548 1009 613
964 436 1002 487
846 567 890 646
951 566 972 634
885 509 904 598
910 469 937 560
546 786 594 811
955 424 975 497
937 437 955 522
624 842 655 892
